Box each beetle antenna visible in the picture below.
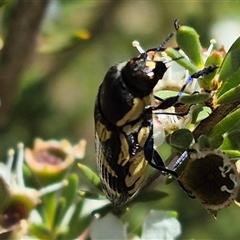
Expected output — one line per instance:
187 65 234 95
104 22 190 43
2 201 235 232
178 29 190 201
133 31 174 61
172 150 189 171
154 32 175 53
178 65 219 98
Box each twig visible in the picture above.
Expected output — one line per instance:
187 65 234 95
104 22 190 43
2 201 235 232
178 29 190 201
0 0 50 130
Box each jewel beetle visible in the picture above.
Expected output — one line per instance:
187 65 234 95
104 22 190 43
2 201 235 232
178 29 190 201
94 37 218 205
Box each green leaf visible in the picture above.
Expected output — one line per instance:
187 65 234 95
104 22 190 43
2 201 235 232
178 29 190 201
42 193 57 229
198 135 211 150
191 106 211 124
132 190 168 203
61 174 79 211
78 163 102 191
91 204 114 218
217 36 240 97
79 190 106 200
217 66 240 99
197 135 223 153
62 200 88 239
209 135 223 149
217 85 240 105
53 198 66 230
208 108 240 137
167 129 193 150
28 223 52 240
154 90 178 99
179 93 210 104
220 130 240 152
219 150 240 158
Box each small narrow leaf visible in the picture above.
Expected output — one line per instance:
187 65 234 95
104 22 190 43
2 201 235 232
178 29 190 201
217 85 240 104
61 174 79 211
219 36 240 79
78 163 102 191
217 36 240 96
132 190 168 203
62 200 86 239
208 108 240 137
191 106 211 124
53 198 66 229
91 204 114 218
79 190 105 200
220 150 240 158
220 130 240 152
28 224 52 240
216 68 240 99
179 93 210 104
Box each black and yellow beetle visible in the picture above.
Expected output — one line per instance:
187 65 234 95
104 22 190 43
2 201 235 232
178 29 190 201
94 35 181 205
94 38 217 205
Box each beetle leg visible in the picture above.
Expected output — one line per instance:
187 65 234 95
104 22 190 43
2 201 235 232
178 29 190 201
153 65 218 111
152 97 190 117
151 149 179 177
150 150 196 198
152 95 180 110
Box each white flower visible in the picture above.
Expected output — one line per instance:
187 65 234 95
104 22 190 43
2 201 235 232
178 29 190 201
90 213 127 240
89 211 181 240
0 143 67 234
0 144 39 206
141 210 181 240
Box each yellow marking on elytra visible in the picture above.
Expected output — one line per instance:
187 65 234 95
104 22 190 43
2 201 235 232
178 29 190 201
122 120 143 135
126 154 148 194
118 133 130 166
96 121 112 142
96 142 118 178
138 126 150 148
101 176 121 198
116 96 151 126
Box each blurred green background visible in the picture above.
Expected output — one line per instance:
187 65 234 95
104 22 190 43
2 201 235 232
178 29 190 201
1 1 240 239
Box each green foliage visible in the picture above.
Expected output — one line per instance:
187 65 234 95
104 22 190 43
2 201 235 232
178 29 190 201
0 1 240 239
208 108 240 137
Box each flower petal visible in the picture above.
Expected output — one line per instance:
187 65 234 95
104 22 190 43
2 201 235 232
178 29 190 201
90 213 127 240
141 210 181 240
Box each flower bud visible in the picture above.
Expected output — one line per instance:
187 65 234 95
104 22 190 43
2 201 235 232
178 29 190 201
25 139 86 186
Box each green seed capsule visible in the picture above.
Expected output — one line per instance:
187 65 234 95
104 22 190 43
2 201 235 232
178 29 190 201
176 23 204 68
199 50 223 90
